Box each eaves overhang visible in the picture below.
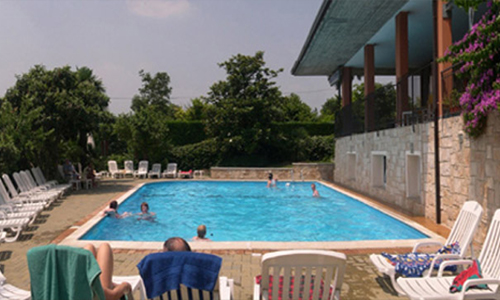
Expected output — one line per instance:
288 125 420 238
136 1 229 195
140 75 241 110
292 0 409 77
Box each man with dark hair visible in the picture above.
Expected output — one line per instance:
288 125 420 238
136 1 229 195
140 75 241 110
163 237 191 252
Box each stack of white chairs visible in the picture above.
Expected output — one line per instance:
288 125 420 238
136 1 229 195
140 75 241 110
21 170 62 199
32 167 70 194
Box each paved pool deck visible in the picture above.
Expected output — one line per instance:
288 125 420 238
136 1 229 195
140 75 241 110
0 178 450 300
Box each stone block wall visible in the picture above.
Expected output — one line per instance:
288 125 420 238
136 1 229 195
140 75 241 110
335 125 426 216
210 163 334 182
335 111 500 245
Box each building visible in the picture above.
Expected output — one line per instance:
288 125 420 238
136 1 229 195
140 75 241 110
293 0 497 242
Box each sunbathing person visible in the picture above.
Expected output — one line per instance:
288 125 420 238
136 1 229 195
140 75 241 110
84 243 131 300
163 237 192 252
192 224 211 241
103 200 130 219
311 183 320 197
137 202 156 221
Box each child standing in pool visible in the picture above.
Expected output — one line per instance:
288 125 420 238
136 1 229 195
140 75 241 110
103 200 130 218
311 183 320 197
137 202 156 221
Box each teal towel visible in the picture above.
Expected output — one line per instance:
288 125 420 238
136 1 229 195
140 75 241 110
27 244 105 300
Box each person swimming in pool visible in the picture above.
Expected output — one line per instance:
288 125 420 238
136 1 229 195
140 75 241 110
137 202 156 221
192 224 211 242
311 183 320 197
267 172 278 188
103 200 130 219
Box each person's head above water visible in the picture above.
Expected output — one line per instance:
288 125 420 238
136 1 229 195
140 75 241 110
109 200 118 210
197 225 207 238
163 237 192 252
268 172 273 180
140 202 149 213
311 183 316 190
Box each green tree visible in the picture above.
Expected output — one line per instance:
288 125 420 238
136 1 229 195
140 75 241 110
204 51 284 155
131 70 173 116
185 98 209 121
2 65 110 174
319 95 341 122
350 82 396 129
280 93 317 122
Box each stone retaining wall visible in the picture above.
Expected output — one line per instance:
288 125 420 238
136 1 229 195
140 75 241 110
335 111 500 245
210 163 334 182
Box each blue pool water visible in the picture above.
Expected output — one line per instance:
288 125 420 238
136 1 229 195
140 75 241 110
81 181 428 242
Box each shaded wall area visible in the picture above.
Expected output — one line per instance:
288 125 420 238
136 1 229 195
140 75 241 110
335 111 500 245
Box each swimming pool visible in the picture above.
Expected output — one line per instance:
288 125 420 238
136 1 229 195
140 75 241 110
80 181 428 242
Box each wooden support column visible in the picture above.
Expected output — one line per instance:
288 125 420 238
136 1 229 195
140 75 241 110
396 12 409 125
437 2 453 116
341 67 352 107
364 44 375 131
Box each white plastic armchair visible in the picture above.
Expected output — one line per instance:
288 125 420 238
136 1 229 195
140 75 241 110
254 250 346 300
162 163 177 178
148 164 161 179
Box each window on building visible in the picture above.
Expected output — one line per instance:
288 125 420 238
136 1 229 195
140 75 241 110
371 152 388 187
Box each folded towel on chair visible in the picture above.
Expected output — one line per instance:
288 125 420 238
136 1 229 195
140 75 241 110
381 242 460 277
137 251 222 299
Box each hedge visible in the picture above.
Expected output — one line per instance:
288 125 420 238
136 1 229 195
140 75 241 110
271 122 334 137
169 139 220 170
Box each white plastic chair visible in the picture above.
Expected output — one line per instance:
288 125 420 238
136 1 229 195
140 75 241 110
108 160 123 178
148 164 161 179
254 250 346 300
370 200 483 295
0 270 31 300
124 160 134 178
397 209 500 300
135 161 149 179
162 163 177 178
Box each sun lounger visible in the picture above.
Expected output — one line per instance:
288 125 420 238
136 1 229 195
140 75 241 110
148 163 161 179
135 161 149 179
137 251 233 300
0 270 31 300
178 170 193 179
162 163 177 178
2 174 53 208
124 160 135 178
397 209 500 300
370 200 483 295
108 160 123 178
28 244 146 300
0 210 30 243
254 250 346 300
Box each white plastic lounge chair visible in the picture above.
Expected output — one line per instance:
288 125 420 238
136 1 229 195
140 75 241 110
0 210 30 243
124 160 135 178
20 171 61 199
162 163 177 178
148 163 161 179
108 160 123 178
135 161 149 179
32 167 70 193
254 250 346 300
0 270 31 300
397 209 500 300
15 172 58 205
370 200 483 295
3 174 54 208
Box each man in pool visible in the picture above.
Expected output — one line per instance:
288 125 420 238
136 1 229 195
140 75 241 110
311 183 320 197
192 224 211 241
163 237 192 252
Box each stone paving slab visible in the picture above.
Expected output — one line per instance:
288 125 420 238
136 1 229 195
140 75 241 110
0 179 430 299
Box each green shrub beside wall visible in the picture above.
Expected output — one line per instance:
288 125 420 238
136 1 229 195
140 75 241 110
169 139 220 170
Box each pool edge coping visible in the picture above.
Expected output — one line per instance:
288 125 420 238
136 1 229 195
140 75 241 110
58 180 445 250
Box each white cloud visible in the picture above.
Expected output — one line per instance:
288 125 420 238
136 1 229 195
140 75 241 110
127 0 191 19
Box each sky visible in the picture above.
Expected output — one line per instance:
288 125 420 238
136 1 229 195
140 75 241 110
0 0 339 115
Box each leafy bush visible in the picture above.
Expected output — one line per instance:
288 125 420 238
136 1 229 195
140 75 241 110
271 122 334 137
167 121 207 146
169 139 220 170
302 135 335 162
